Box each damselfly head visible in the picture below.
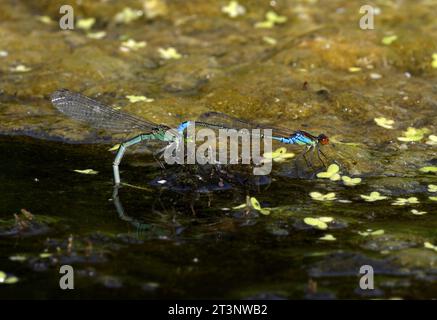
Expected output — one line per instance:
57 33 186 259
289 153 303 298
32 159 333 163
317 134 329 145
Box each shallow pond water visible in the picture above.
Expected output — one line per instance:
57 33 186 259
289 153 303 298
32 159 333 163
0 0 436 299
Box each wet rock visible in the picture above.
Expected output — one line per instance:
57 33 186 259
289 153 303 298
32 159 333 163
360 235 418 252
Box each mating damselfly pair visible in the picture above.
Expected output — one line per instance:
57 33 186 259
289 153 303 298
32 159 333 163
51 89 330 185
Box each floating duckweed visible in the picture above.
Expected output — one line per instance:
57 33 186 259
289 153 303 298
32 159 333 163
0 50 8 57
11 65 31 72
358 229 385 236
374 117 394 129
263 36 277 45
9 255 27 262
250 197 270 215
318 217 334 223
319 234 336 241
37 15 53 24
428 184 437 193
39 253 52 258
4 276 19 284
108 144 120 152
397 127 430 142
391 197 419 206
255 11 287 29
126 95 154 103
382 35 397 45
342 176 362 186
348 67 361 72
0 271 6 282
420 166 437 173
316 164 340 181
429 196 437 201
76 18 96 30
304 217 328 230
426 134 437 145
120 39 147 51
263 147 294 163
360 191 388 202
87 31 106 39
158 47 182 60
114 7 144 24
74 169 98 175
370 73 382 80
424 242 437 252
411 209 427 215
310 192 336 201
221 1 246 18
432 53 437 69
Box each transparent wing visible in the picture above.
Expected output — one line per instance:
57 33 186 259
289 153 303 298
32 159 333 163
196 111 294 138
51 89 164 133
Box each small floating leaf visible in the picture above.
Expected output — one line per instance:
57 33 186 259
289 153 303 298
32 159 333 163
424 242 437 252
250 197 262 211
430 196 437 201
411 209 427 215
316 164 340 181
360 191 387 202
263 36 277 45
382 35 397 45
0 271 6 282
11 65 31 72
4 276 19 284
348 67 361 72
428 184 437 193
39 253 52 258
74 169 98 175
342 176 362 186
263 147 294 162
374 117 394 129
304 217 328 230
359 229 385 236
420 166 437 173
114 7 143 24
255 10 287 29
87 31 106 39
76 17 95 30
319 234 336 241
120 39 147 51
37 15 53 24
397 127 430 142
432 53 437 69
391 197 419 206
158 47 182 60
126 95 154 103
221 1 246 18
310 192 336 201
9 255 27 262
426 134 437 145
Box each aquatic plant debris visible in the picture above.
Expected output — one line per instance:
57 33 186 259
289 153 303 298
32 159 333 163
37 15 53 24
0 50 8 57
411 209 427 215
9 255 27 262
221 1 246 18
374 117 394 129
319 234 336 241
424 242 437 252
74 169 98 175
382 35 398 45
255 11 287 29
348 67 361 72
430 196 437 201
126 95 154 103
11 65 31 72
391 197 419 206
428 184 437 192
114 7 143 24
309 192 336 201
0 271 19 284
158 47 182 60
263 36 277 45
76 18 95 30
432 53 437 69
108 144 120 152
87 31 106 39
316 164 340 181
419 166 437 173
120 39 147 51
342 176 362 186
304 217 329 230
397 127 430 142
358 229 385 236
250 197 270 215
426 134 437 145
360 192 388 202
263 147 295 162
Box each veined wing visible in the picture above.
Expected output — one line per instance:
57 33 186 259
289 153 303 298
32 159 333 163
51 89 166 133
196 111 295 138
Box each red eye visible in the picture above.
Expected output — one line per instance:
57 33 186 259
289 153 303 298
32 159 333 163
319 135 329 145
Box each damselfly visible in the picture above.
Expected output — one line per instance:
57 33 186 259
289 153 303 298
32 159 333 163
177 111 330 168
51 89 178 185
